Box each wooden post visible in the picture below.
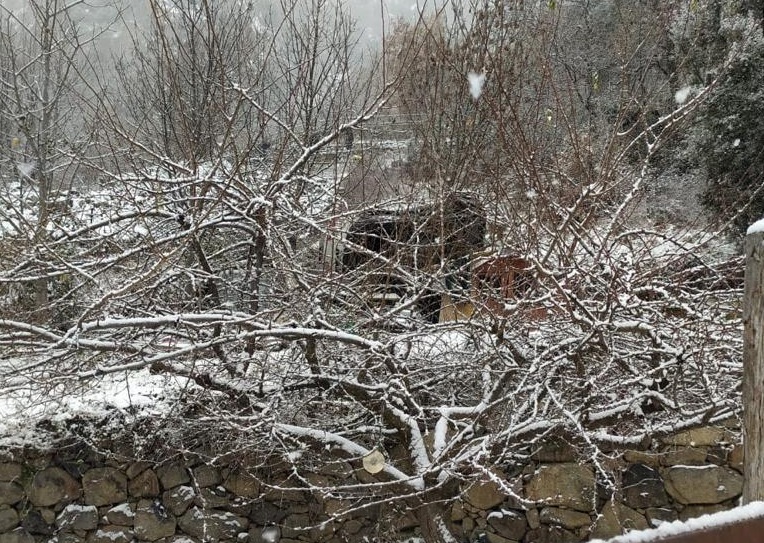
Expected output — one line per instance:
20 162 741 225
744 228 764 502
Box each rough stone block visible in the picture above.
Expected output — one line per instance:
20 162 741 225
0 463 22 482
26 455 52 471
339 519 362 536
194 487 230 509
134 499 177 541
538 507 590 530
83 468 127 506
178 507 248 541
645 507 678 527
22 510 54 535
0 529 34 543
222 468 261 499
104 503 135 526
590 502 647 540
729 444 744 473
281 513 314 539
487 509 528 539
57 505 99 532
462 516 476 536
29 467 81 507
663 465 742 504
309 519 336 542
679 504 730 522
661 448 708 466
0 508 19 532
248 525 281 543
463 470 507 510
129 469 160 498
317 461 353 479
0 483 23 506
57 532 85 543
221 497 252 518
262 485 304 504
662 427 728 447
157 463 190 491
622 464 669 509
706 445 728 466
39 508 55 524
525 464 596 512
126 462 152 480
164 485 196 516
223 469 262 498
530 438 578 463
524 525 578 543
166 536 201 543
248 502 288 525
450 501 466 522
191 465 221 488
622 450 663 467
393 511 418 532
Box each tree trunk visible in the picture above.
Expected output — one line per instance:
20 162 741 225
245 209 267 355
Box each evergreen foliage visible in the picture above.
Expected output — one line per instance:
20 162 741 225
700 13 764 232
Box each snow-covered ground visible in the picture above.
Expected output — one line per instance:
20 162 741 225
0 363 195 449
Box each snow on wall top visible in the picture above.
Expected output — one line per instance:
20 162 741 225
589 501 764 543
747 218 764 235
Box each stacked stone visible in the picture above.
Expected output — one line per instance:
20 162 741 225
0 424 747 543
0 454 386 543
447 425 744 543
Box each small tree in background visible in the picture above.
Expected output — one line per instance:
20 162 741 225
0 0 110 324
699 7 764 232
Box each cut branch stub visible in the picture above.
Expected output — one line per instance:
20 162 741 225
362 449 386 474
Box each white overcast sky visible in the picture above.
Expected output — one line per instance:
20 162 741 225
1 0 440 60
1 0 430 35
348 0 427 40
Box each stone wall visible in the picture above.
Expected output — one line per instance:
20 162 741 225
454 425 744 542
0 424 744 543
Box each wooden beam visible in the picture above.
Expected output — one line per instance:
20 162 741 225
744 229 764 502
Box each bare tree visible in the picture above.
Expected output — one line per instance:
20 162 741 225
0 2 749 543
0 0 111 324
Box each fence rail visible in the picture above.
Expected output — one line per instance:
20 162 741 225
594 502 764 543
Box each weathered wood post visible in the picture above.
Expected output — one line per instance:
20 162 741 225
743 222 764 502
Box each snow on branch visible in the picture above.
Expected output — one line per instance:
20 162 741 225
273 423 425 490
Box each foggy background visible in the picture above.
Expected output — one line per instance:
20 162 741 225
1 0 430 53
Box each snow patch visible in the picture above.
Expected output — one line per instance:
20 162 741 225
261 526 281 543
674 85 696 105
107 504 135 517
95 530 130 541
747 218 764 235
487 509 522 520
0 365 195 448
287 449 303 462
436 514 460 543
16 161 36 178
171 485 195 499
468 71 486 100
61 504 97 514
